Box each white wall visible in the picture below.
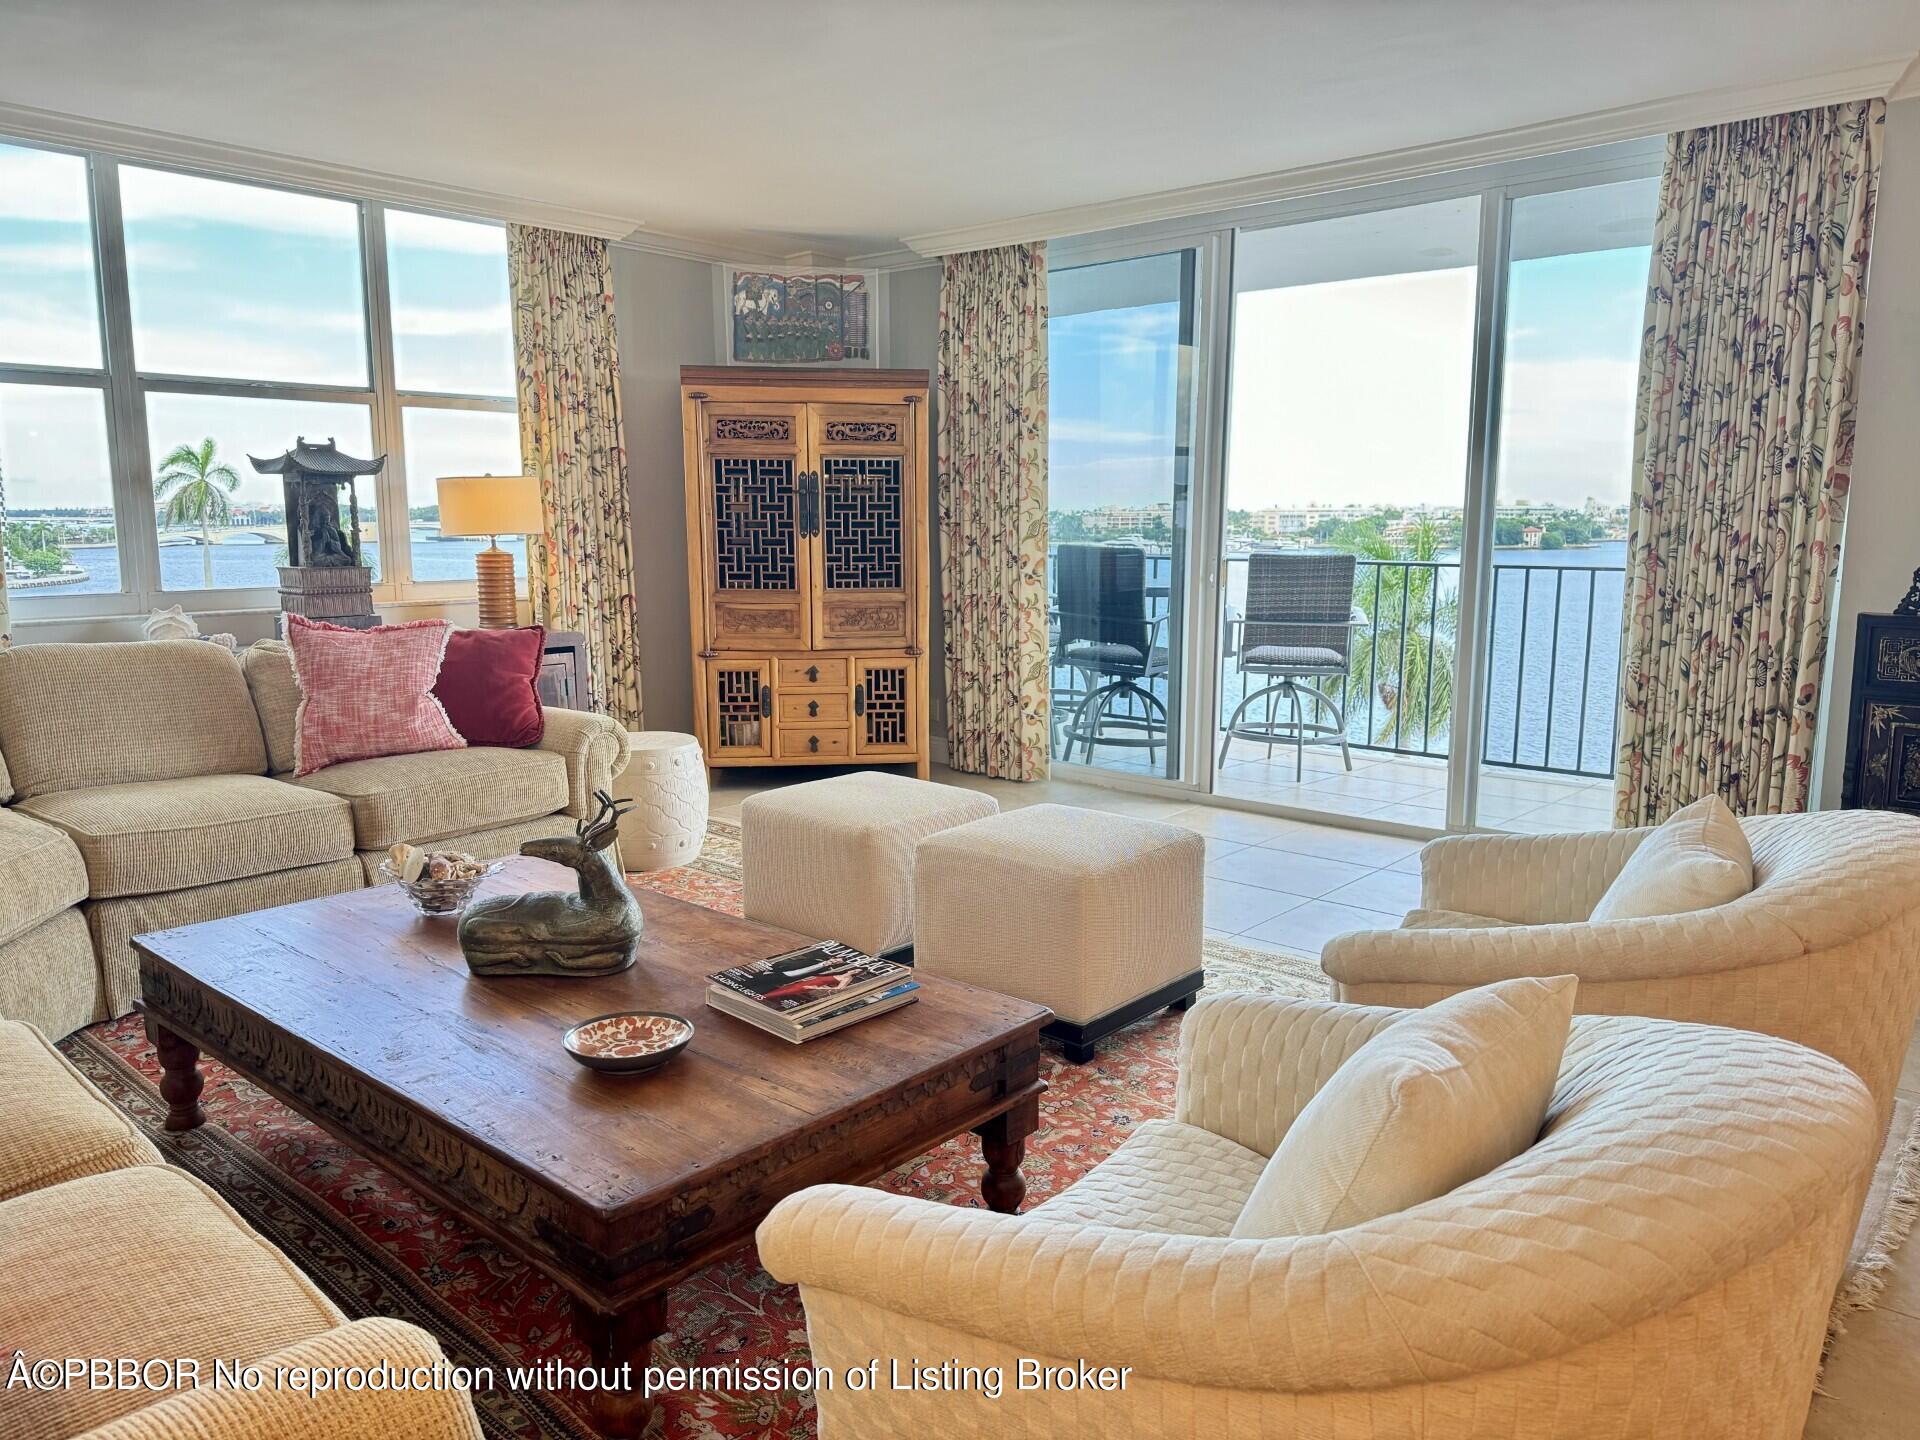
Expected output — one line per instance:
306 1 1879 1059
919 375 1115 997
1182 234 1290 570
1816 95 1920 809
609 246 719 735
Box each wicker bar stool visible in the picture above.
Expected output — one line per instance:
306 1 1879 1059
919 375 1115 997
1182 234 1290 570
1218 551 1365 781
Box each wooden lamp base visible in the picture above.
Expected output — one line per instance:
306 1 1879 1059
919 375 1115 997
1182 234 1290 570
474 542 518 629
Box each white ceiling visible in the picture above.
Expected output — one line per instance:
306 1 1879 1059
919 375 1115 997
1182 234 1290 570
0 0 1915 261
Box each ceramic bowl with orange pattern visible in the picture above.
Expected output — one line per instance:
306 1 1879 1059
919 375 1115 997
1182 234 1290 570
562 1011 694 1074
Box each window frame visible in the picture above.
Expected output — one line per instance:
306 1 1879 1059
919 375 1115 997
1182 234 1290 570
0 137 520 621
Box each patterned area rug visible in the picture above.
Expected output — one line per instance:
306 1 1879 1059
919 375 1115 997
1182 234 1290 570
60 819 1324 1439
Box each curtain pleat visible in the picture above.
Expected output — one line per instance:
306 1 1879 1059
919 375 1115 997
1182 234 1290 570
937 243 1050 781
506 224 644 729
1615 99 1882 825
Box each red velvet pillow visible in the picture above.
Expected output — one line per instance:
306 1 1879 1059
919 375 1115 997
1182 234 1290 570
433 625 547 748
284 614 466 777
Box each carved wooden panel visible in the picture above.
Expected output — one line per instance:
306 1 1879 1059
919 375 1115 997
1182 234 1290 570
819 597 908 646
820 456 904 590
1845 614 1920 817
712 415 793 443
1873 632 1920 685
854 657 917 757
707 659 770 757
822 418 900 444
712 458 798 591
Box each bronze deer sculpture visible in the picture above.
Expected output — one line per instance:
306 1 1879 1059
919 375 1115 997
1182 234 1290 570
458 791 645 977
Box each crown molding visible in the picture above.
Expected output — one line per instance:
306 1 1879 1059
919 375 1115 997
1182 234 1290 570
614 229 937 274
903 57 1918 256
1890 54 1920 103
845 246 936 272
0 100 642 238
611 226 795 268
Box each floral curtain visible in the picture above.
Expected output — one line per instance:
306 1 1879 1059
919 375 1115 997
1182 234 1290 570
937 243 1050 781
506 225 643 729
1615 99 1883 825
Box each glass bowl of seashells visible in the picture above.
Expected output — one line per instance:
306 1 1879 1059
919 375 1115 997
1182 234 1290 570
379 844 501 916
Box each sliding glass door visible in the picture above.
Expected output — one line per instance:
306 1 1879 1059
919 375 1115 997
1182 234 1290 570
1215 198 1480 824
1040 143 1660 833
1046 250 1202 780
1473 177 1658 832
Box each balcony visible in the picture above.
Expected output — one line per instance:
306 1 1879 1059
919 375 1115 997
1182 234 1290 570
1050 549 1623 833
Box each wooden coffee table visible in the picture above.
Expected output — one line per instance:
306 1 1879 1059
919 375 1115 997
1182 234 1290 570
132 858 1049 1436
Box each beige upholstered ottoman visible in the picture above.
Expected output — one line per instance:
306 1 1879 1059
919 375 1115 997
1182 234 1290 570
741 773 998 957
914 803 1205 1062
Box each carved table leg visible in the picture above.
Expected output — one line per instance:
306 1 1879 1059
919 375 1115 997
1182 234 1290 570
147 1021 205 1132
975 1091 1041 1215
573 1293 667 1437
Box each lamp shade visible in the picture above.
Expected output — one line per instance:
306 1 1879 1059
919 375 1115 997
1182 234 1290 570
437 474 543 538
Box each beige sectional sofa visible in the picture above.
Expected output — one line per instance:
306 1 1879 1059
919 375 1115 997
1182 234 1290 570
0 638 631 1038
0 1017 483 1439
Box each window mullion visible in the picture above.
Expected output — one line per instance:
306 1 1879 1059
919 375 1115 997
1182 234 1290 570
362 202 410 596
89 155 159 607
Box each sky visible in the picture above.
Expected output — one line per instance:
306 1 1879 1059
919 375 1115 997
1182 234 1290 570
0 141 518 546
1049 233 1650 517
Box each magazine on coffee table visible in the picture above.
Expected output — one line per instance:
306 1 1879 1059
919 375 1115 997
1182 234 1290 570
707 941 917 1041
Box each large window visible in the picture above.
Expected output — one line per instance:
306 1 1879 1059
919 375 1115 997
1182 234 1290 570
1045 139 1661 842
0 137 522 617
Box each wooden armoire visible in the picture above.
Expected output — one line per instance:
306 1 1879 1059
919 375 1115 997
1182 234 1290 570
680 367 931 778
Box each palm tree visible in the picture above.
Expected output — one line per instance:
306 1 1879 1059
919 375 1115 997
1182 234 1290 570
1330 516 1459 750
154 438 241 590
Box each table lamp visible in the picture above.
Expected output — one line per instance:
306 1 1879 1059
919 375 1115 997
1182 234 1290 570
436 474 542 629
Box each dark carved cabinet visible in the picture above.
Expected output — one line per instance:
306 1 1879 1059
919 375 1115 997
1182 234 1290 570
680 367 930 778
1841 612 1920 815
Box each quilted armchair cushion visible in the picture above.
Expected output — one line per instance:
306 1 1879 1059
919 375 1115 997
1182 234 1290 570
1590 793 1752 921
1232 975 1577 1238
759 995 1877 1416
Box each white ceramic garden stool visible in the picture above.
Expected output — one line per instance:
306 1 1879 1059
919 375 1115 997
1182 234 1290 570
741 772 998 958
611 731 709 873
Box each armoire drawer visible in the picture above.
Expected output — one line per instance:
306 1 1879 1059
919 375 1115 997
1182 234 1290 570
776 727 851 759
779 693 849 723
777 657 849 689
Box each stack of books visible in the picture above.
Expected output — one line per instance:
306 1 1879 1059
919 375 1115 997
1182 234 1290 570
706 941 918 1043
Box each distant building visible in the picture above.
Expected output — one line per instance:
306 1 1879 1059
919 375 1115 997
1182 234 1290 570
1522 525 1545 548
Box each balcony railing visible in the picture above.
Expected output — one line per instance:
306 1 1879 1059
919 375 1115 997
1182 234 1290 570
1049 548 1625 780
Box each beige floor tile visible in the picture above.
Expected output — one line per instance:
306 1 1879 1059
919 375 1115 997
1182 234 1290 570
1297 773 1436 804
1805 1304 1920 1431
1166 805 1321 844
1243 899 1399 954
1323 867 1422 915
1206 847 1374 899
1258 823 1423 869
1204 877 1304 934
1234 784 1392 819
1365 802 1449 830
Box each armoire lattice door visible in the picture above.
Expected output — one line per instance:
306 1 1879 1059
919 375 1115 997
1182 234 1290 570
682 368 931 778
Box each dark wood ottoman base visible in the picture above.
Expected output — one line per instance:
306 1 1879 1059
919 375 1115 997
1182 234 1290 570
1043 969 1205 1064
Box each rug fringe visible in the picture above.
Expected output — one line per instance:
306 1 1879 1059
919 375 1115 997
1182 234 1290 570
1821 1102 1920 1375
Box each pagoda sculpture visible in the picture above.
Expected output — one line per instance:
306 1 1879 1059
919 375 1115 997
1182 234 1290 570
249 436 385 629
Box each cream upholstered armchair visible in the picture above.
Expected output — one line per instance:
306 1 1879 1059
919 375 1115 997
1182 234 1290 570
1321 809 1920 1138
759 992 1876 1440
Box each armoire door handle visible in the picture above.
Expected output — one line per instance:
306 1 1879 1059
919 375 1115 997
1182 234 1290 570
758 685 772 718
853 683 866 717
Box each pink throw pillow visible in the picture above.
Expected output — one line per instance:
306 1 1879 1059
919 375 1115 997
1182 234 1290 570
284 614 465 777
